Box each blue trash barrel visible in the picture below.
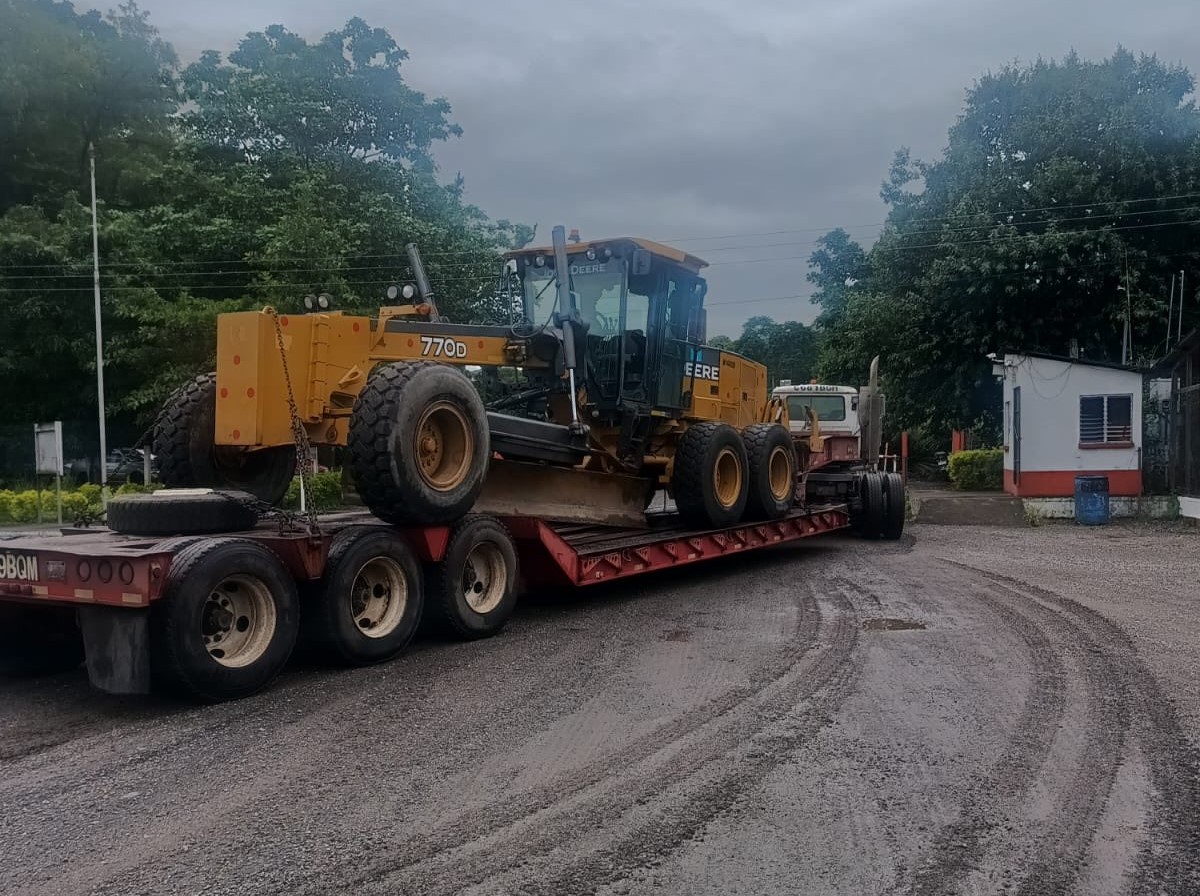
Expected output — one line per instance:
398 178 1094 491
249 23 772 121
1075 475 1110 525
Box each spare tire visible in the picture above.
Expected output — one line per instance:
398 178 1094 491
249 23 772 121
348 361 490 525
107 489 259 536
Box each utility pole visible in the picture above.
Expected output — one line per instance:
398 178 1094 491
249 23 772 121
1180 270 1187 342
89 141 108 499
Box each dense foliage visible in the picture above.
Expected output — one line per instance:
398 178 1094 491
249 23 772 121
947 448 1004 491
814 49 1200 436
0 0 530 472
709 316 819 386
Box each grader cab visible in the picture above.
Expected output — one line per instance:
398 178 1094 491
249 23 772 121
152 226 797 530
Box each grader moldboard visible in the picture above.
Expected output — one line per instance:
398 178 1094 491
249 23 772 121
150 225 800 531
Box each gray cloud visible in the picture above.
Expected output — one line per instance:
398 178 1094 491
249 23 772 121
134 0 1200 336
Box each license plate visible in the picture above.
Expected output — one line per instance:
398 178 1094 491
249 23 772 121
0 552 39 582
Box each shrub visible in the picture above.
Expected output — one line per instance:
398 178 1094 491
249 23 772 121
947 449 1003 491
114 481 163 496
0 491 12 524
283 472 344 512
9 490 42 523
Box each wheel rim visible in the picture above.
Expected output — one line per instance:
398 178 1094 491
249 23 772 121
768 445 793 500
201 574 277 668
415 401 473 492
350 557 408 639
713 447 743 509
461 542 507 615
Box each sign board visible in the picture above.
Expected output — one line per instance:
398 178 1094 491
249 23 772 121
34 421 64 476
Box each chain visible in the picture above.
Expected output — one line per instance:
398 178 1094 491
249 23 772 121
266 307 321 536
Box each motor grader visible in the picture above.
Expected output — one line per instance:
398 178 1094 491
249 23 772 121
152 226 797 530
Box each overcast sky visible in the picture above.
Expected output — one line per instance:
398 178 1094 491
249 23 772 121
133 0 1198 337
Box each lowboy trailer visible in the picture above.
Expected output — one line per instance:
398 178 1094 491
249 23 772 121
0 500 859 703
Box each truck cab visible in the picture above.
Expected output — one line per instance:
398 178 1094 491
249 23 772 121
771 381 864 469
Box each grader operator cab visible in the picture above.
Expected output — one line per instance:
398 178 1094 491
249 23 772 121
151 226 797 531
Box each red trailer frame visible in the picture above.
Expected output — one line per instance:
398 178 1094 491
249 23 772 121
0 504 851 697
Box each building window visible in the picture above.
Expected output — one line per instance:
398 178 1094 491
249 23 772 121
1079 394 1133 445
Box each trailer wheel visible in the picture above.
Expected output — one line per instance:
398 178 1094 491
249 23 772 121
308 527 424 666
672 422 750 528
349 361 490 525
154 373 296 506
426 515 518 640
151 538 299 701
858 471 886 538
881 472 906 540
0 605 84 677
743 423 796 520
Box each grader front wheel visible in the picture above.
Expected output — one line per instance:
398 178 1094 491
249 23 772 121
348 361 490 525
154 373 296 505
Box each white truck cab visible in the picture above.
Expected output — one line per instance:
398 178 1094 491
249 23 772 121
771 382 861 438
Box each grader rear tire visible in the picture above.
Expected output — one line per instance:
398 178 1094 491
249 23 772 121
671 422 750 528
743 423 796 520
153 373 296 506
348 362 490 525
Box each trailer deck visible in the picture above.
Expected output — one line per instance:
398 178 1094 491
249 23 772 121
0 504 849 610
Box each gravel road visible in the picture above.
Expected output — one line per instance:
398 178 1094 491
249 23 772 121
2 521 1199 895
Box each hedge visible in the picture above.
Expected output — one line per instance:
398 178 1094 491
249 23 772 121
283 472 345 512
0 487 104 524
947 449 1004 491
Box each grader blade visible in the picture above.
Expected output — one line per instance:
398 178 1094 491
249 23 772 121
474 459 650 528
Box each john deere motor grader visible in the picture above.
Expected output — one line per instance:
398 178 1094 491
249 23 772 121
152 226 797 529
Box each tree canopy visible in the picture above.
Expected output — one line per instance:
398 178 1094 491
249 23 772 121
0 1 529 470
817 48 1200 435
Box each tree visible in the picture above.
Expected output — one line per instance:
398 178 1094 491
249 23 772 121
820 48 1200 434
181 18 460 170
807 228 866 322
726 316 817 385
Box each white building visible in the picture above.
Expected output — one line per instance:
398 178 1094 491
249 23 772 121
992 351 1144 503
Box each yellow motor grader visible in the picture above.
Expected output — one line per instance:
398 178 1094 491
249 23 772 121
152 226 796 528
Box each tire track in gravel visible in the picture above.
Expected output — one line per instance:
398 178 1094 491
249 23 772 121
948 562 1200 896
342 587 862 896
903 566 1070 896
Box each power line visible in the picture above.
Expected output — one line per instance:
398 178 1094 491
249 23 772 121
5 191 1200 274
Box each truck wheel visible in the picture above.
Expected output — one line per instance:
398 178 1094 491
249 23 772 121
743 423 796 520
0 605 84 677
881 472 906 540
106 489 259 536
151 538 299 701
425 515 518 640
858 471 886 538
308 527 424 666
671 422 750 528
349 362 490 525
154 373 295 506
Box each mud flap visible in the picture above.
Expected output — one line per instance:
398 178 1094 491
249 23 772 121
474 459 651 528
78 606 151 695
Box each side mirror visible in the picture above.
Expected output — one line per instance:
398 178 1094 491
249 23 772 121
631 250 652 276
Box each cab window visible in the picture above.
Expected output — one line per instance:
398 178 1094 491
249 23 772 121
786 394 846 422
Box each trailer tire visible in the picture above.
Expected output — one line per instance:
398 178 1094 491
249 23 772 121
425 515 518 640
881 472 906 540
308 527 424 666
154 373 296 506
743 423 796 520
858 471 886 538
106 489 259 536
0 605 84 677
151 538 299 701
349 361 490 525
672 422 750 528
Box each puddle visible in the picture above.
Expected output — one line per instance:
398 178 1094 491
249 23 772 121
862 618 926 631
